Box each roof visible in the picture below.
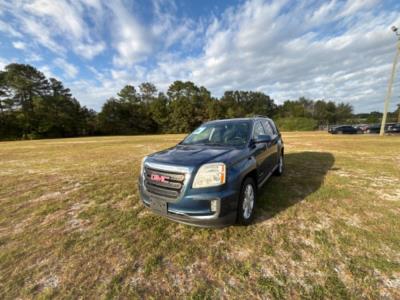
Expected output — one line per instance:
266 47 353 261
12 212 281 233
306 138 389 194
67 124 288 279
205 116 271 124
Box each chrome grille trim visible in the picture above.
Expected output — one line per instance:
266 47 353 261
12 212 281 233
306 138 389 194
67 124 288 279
142 162 193 202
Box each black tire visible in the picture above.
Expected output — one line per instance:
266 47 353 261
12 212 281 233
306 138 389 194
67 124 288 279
237 177 256 225
274 152 284 176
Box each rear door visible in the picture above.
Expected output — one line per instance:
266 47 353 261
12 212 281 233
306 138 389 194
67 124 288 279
252 121 269 181
262 119 279 173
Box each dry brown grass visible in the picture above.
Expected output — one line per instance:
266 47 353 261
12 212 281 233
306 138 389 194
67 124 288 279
0 132 399 299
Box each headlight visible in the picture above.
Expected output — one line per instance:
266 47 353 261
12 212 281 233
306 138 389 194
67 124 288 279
193 163 226 188
140 156 147 175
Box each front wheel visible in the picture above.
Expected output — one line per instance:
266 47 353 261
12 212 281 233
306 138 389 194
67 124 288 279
237 178 256 225
274 153 284 176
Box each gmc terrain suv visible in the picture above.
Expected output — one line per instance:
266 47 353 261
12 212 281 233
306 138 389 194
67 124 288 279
138 117 284 227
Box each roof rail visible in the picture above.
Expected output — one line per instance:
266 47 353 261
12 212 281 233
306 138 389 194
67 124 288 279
252 115 269 118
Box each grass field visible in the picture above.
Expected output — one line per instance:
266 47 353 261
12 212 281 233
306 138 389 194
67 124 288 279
0 132 399 299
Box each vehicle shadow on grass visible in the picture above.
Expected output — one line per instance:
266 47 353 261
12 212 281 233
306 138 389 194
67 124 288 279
254 151 335 224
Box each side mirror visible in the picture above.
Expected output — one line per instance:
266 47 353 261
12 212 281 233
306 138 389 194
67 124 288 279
253 134 272 144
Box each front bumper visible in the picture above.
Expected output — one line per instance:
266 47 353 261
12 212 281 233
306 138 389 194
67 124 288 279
138 181 238 228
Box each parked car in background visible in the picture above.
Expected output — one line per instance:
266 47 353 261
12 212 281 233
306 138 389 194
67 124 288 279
364 124 381 134
138 117 284 227
353 124 368 133
387 123 400 134
328 125 358 134
364 123 396 134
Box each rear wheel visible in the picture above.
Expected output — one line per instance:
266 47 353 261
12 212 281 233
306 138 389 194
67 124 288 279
237 177 256 225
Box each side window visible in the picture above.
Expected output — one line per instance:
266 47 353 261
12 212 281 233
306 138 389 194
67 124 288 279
263 120 274 136
268 120 278 135
253 121 265 138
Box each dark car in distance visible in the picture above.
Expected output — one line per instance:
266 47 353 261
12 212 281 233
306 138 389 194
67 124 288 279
328 125 358 134
387 123 400 134
138 117 284 227
364 123 396 134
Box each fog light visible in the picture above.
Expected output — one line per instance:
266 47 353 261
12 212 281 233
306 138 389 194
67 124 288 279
210 200 218 212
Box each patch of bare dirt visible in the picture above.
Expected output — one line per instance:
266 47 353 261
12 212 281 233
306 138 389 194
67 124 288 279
30 182 82 204
380 189 400 201
227 248 253 261
137 209 151 218
38 274 60 290
65 201 92 232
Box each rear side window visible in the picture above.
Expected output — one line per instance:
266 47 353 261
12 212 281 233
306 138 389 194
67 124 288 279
268 120 278 135
253 121 265 138
263 120 274 136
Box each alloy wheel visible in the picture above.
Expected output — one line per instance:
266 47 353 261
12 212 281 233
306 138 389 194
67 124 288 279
242 184 255 219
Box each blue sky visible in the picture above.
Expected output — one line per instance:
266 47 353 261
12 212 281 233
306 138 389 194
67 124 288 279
1 0 400 113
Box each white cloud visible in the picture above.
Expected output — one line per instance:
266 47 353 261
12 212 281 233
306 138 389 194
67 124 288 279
75 42 106 60
0 0 106 59
54 58 79 78
2 0 399 113
24 0 85 40
106 1 153 66
0 57 9 70
20 17 64 53
39 65 57 79
12 41 26 50
26 53 42 62
340 0 378 17
134 0 400 113
0 19 22 37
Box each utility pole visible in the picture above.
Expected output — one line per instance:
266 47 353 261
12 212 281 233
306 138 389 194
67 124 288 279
380 26 400 136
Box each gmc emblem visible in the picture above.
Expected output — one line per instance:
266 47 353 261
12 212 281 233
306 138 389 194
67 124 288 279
151 174 169 183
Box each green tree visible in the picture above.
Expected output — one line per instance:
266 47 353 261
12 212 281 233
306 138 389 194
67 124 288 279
98 84 156 135
33 78 90 138
167 81 204 133
335 102 353 123
0 70 21 138
325 101 337 124
5 64 50 135
117 85 139 103
397 104 400 123
366 111 381 124
148 92 169 132
313 100 328 125
139 82 157 104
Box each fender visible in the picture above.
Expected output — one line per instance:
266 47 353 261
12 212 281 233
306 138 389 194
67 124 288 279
230 154 257 191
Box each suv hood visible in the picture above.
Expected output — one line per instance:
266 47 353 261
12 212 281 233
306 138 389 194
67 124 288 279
147 145 242 167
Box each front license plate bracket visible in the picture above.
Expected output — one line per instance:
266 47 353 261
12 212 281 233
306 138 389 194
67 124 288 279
150 200 167 215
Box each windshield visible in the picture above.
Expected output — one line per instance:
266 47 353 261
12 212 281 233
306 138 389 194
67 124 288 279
181 121 251 146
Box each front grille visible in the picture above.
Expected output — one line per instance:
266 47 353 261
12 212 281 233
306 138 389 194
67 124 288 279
144 166 186 201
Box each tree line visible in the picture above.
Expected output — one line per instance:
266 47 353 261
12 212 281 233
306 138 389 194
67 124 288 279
0 63 399 140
